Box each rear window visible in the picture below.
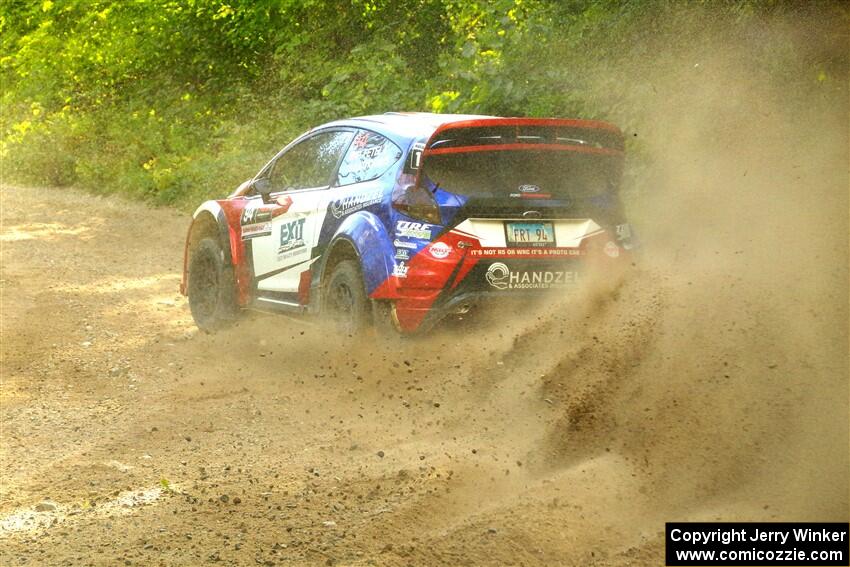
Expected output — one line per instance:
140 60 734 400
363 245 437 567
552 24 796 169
422 150 622 200
336 130 402 186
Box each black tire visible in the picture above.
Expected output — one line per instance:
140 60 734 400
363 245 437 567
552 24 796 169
187 237 239 332
323 260 370 334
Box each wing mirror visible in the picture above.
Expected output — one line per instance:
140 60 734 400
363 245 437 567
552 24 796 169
253 177 273 204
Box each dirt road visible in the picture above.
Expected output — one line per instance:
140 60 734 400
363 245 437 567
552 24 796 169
0 186 666 567
1 166 847 566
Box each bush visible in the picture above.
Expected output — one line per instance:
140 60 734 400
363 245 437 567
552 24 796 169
1 1 846 209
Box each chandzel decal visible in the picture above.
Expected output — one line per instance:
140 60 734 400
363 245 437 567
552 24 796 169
486 262 579 290
330 189 382 219
485 262 510 290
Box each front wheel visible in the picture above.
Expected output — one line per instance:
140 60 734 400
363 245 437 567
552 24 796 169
187 237 239 332
323 260 370 334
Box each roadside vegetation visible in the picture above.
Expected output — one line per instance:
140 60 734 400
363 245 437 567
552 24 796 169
1 0 845 209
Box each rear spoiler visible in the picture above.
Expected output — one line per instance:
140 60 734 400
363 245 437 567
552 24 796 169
408 118 624 170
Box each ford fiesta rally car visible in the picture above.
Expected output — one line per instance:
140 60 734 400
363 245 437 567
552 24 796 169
180 112 635 334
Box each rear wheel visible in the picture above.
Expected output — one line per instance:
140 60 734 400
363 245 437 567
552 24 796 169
187 237 239 332
324 260 370 334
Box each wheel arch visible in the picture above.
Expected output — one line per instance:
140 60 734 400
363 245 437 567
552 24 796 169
323 237 360 275
313 236 360 313
180 203 232 295
312 211 394 310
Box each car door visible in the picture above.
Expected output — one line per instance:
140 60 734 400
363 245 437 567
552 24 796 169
250 129 354 302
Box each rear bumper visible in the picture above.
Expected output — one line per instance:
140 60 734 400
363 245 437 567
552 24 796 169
369 220 634 333
387 252 628 332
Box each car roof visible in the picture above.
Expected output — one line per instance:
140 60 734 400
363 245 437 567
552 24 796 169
319 112 496 144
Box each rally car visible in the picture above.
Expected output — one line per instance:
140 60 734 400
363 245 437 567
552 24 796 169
180 112 634 334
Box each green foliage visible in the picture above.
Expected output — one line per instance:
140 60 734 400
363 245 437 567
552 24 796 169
1 0 846 208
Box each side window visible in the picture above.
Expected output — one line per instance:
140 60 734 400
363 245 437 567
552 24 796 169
269 130 353 192
336 130 402 187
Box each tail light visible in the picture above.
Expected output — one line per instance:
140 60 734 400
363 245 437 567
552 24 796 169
391 183 441 224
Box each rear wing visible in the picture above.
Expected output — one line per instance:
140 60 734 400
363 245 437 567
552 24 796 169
406 117 624 173
427 117 623 154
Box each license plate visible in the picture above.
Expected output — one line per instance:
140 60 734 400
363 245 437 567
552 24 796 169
504 222 555 247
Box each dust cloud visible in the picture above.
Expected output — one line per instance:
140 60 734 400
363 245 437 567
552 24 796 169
1 6 846 566
273 33 850 558
311 6 850 556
